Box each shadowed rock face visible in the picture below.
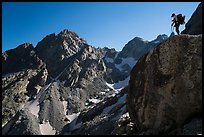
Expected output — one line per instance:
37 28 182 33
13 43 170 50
2 43 44 75
127 34 202 135
61 87 128 135
2 43 47 126
181 3 202 35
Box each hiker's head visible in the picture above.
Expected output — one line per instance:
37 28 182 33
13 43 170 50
171 13 176 17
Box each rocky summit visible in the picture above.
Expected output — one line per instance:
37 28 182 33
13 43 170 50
2 3 202 135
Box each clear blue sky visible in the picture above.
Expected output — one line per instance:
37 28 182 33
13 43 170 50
2 2 200 52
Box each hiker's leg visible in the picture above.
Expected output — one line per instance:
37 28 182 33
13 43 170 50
176 26 180 35
174 23 180 35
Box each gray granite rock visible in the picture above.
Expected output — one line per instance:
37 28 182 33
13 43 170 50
181 3 202 35
127 34 202 135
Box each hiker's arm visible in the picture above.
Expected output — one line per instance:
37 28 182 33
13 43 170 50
171 21 174 26
171 17 176 26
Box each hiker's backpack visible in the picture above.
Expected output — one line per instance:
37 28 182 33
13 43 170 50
177 14 185 25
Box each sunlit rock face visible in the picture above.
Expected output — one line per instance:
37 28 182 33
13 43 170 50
127 34 202 135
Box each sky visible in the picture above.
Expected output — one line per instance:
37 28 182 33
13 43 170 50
2 2 200 52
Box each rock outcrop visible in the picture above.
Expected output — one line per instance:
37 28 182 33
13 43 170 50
112 112 137 135
181 3 202 35
2 68 47 127
2 43 44 75
127 34 202 134
60 87 128 135
3 109 41 135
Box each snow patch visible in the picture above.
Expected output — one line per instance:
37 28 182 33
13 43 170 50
62 101 68 116
39 121 56 135
112 76 130 90
108 93 116 98
106 76 130 93
152 40 160 44
115 57 137 71
106 83 114 90
103 94 127 114
26 83 51 118
114 52 119 59
100 91 106 95
106 82 119 97
65 112 82 134
104 88 110 92
28 100 40 118
62 102 80 123
89 98 101 104
104 57 114 63
67 112 80 123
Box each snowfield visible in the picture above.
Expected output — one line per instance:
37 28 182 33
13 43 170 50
104 57 114 63
28 100 40 118
67 112 80 123
62 101 68 117
27 83 51 118
64 112 82 134
115 57 137 71
106 76 130 92
61 101 81 123
103 94 127 114
39 121 56 135
112 76 130 90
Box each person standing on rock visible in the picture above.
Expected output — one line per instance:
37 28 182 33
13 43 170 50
171 13 185 35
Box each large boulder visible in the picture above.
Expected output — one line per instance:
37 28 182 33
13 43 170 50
181 3 202 35
127 34 202 134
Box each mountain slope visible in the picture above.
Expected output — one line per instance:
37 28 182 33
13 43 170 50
103 34 168 83
2 28 168 135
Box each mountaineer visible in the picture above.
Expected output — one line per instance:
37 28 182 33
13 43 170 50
171 13 185 35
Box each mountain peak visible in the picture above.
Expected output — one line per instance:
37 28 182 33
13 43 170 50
132 37 147 42
59 29 76 36
150 34 168 44
57 29 87 44
126 36 148 46
155 34 168 41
